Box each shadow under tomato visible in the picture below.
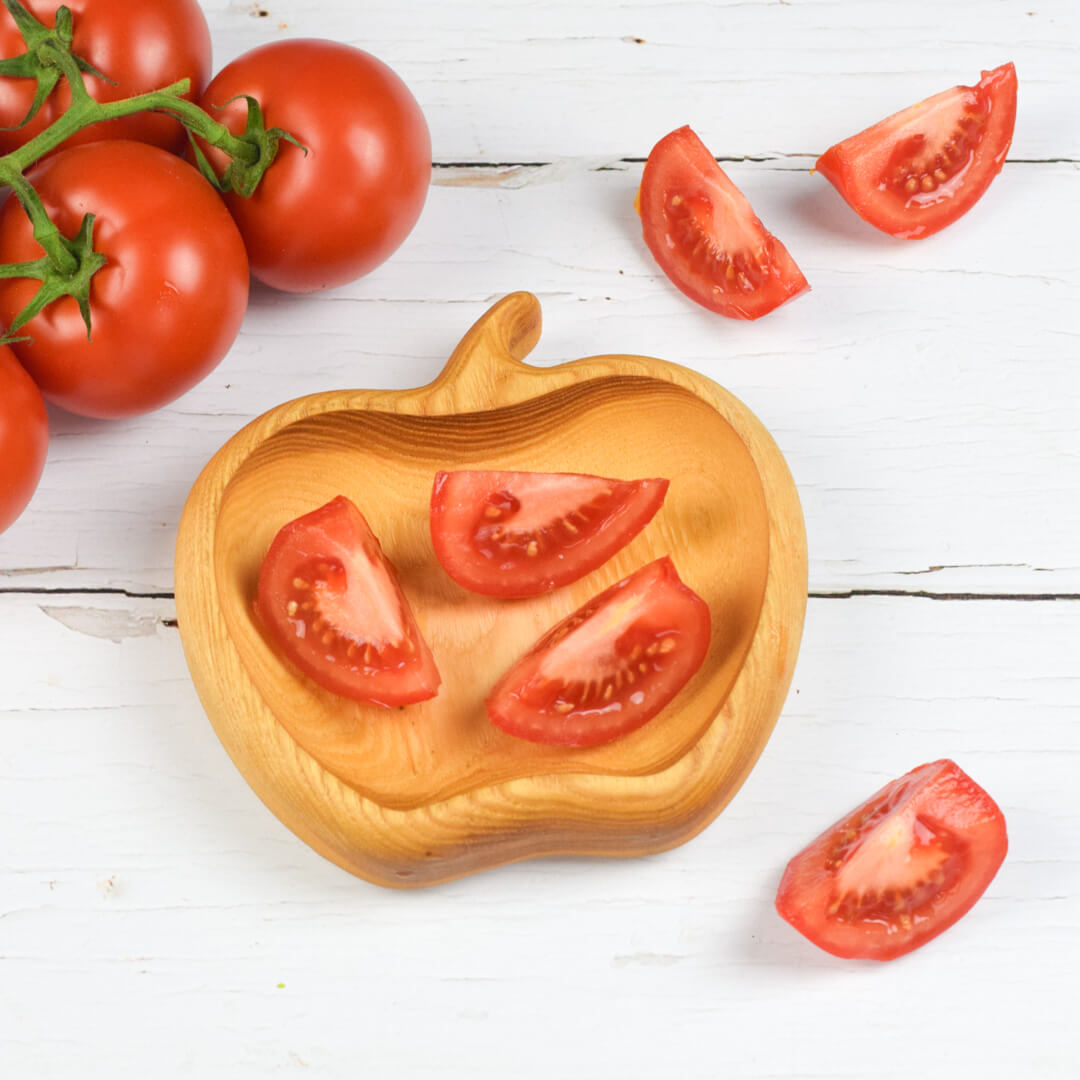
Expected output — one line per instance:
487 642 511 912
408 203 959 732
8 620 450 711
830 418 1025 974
786 180 899 248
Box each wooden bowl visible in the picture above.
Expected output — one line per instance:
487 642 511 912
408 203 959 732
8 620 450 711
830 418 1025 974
175 292 807 887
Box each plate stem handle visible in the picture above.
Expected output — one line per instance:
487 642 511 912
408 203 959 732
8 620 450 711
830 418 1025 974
425 292 543 411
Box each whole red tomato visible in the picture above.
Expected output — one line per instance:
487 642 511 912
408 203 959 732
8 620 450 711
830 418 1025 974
0 141 249 419
0 345 48 534
0 0 211 156
197 39 431 293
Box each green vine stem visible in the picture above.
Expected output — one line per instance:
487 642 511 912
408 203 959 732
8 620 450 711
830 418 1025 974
0 0 296 343
4 169 76 276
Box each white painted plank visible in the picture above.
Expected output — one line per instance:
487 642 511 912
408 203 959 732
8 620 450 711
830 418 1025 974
198 0 1080 162
1 593 1077 1077
2 160 1077 594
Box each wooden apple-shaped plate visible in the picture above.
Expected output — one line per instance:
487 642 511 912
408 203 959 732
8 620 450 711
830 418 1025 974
175 292 806 888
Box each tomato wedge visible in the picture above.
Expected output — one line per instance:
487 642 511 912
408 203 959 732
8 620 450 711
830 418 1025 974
256 496 440 707
486 557 710 747
816 63 1017 239
430 470 669 598
776 760 1008 961
639 125 809 320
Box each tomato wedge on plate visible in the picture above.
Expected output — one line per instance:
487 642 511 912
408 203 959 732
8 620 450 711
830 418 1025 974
486 557 710 747
430 470 669 598
816 63 1017 239
257 496 440 707
638 125 809 320
776 759 1008 960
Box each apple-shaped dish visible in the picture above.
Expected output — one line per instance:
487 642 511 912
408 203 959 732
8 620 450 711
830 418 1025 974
175 292 807 887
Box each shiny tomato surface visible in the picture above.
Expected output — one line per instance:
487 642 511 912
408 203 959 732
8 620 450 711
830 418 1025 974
776 759 1008 960
0 345 48 534
430 469 670 597
0 0 211 155
197 39 431 292
640 125 809 319
487 557 710 747
0 141 249 419
257 496 441 707
816 64 1017 238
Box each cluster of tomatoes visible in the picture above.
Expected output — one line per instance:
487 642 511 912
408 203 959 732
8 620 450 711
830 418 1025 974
0 0 431 533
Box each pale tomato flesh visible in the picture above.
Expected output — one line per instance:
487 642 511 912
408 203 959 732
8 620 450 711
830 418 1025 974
257 496 440 707
816 63 1018 238
486 557 711 747
776 759 1008 960
639 125 809 319
430 470 669 597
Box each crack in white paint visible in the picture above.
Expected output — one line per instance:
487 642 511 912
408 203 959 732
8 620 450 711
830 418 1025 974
39 606 165 644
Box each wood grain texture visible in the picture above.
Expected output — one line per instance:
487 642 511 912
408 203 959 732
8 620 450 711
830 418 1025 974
174 293 807 886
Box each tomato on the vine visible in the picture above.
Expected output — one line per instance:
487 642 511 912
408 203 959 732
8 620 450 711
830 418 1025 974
816 64 1017 239
0 140 249 419
196 38 432 293
0 345 48 534
0 0 212 156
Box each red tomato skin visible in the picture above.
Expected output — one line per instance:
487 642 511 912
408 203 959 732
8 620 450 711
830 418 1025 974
640 125 809 320
0 0 212 156
486 557 711 747
816 64 1018 239
0 346 48 534
0 141 249 419
257 497 440 708
430 470 670 598
197 39 431 293
776 760 1008 961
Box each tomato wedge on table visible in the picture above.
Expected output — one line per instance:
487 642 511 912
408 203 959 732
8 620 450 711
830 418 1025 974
430 470 669 598
486 557 711 747
776 759 1008 961
257 496 440 707
638 125 809 319
816 63 1018 239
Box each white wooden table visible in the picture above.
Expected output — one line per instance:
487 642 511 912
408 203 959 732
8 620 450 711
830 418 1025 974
2 1 1078 1076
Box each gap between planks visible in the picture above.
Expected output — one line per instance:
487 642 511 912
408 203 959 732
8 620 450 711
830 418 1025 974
1 586 1078 605
430 156 1079 169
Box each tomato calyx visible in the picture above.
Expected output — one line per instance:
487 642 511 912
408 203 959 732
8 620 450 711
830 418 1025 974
0 0 113 133
0 205 104 346
187 93 306 199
